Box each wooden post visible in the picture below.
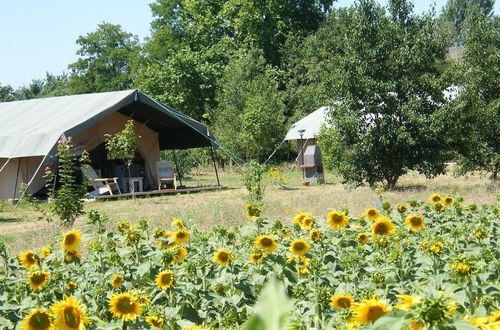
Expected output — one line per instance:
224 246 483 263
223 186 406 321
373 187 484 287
210 147 221 186
172 150 183 186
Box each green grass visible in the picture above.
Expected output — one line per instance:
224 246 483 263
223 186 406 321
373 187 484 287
1 165 498 253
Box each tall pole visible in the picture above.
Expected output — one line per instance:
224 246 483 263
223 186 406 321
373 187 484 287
210 147 221 186
172 150 183 186
13 158 21 199
299 130 305 179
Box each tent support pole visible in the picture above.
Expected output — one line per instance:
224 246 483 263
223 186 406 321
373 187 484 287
172 150 183 186
210 147 220 186
13 159 21 199
0 158 11 174
15 154 48 207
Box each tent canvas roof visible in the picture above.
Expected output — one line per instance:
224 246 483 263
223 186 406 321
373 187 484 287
0 90 216 158
285 106 332 141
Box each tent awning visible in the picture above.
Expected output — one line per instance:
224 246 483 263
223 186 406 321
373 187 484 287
285 106 332 141
0 90 217 158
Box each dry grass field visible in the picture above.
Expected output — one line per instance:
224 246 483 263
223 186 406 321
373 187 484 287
0 165 498 253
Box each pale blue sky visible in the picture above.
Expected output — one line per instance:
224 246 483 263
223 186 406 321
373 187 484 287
0 0 497 88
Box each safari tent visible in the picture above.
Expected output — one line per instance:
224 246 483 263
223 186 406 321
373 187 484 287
0 90 217 200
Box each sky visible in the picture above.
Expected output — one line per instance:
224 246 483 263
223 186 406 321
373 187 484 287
0 0 498 88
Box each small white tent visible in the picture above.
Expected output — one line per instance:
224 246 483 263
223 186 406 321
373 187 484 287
285 106 331 141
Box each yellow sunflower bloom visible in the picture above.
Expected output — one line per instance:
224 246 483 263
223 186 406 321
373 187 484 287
254 235 278 253
19 250 38 269
357 233 369 244
245 204 261 218
173 247 188 264
300 215 315 230
489 311 500 323
61 230 82 252
64 249 81 262
351 298 390 324
453 262 472 276
429 194 442 203
171 218 187 230
443 196 453 206
249 252 265 264
40 247 51 259
66 281 78 290
51 296 89 330
429 242 443 254
309 230 322 242
213 248 234 267
329 294 354 309
289 239 310 256
326 210 349 229
297 265 310 275
156 270 175 290
363 208 380 221
397 203 409 213
433 202 445 212
293 212 311 224
405 215 425 232
173 230 190 244
371 217 396 237
28 270 49 291
117 221 130 232
146 315 164 328
108 292 142 322
21 309 52 330
111 274 124 288
394 294 423 311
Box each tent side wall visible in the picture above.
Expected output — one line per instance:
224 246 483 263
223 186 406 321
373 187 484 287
0 156 45 200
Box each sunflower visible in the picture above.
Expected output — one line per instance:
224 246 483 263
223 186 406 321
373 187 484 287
117 221 130 232
173 230 190 244
245 204 261 218
254 235 278 253
429 242 443 254
429 194 442 203
309 230 322 242
289 239 310 256
395 294 423 311
357 233 369 244
326 210 349 229
61 230 82 251
363 208 380 221
173 247 188 264
351 298 390 324
64 249 81 262
21 309 52 330
297 265 310 275
405 215 425 232
329 294 354 309
111 274 124 288
293 212 311 224
40 247 51 259
171 218 187 230
489 311 500 323
433 202 445 212
453 262 472 276
397 203 409 213
28 270 49 291
249 252 265 264
108 292 142 321
66 281 78 290
443 196 453 206
300 215 315 230
19 250 38 269
51 296 89 330
213 248 234 267
146 315 164 328
371 217 395 237
156 270 175 290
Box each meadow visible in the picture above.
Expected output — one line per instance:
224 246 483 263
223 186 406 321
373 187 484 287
0 166 499 329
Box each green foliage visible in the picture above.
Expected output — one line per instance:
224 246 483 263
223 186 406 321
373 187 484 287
105 120 141 168
440 0 495 46
242 161 267 203
317 0 449 189
215 49 286 161
440 6 499 179
45 138 88 227
68 23 142 93
0 83 14 102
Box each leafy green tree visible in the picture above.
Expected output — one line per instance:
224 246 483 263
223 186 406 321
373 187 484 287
0 84 14 102
317 0 449 189
215 49 286 161
439 6 499 178
440 0 495 46
68 23 142 93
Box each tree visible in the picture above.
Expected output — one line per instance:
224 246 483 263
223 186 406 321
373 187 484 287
0 84 14 102
317 0 450 189
440 0 495 46
214 49 286 161
439 6 499 178
68 23 142 93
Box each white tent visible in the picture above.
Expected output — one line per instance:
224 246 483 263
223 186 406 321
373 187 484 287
285 106 332 141
0 90 217 200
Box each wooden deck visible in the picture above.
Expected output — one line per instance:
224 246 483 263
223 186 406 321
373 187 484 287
94 185 224 200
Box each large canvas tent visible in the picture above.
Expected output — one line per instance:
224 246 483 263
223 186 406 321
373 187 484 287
0 89 217 200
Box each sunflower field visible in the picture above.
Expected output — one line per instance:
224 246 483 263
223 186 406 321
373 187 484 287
0 194 499 329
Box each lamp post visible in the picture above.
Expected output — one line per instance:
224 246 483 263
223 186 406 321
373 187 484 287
298 129 305 179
